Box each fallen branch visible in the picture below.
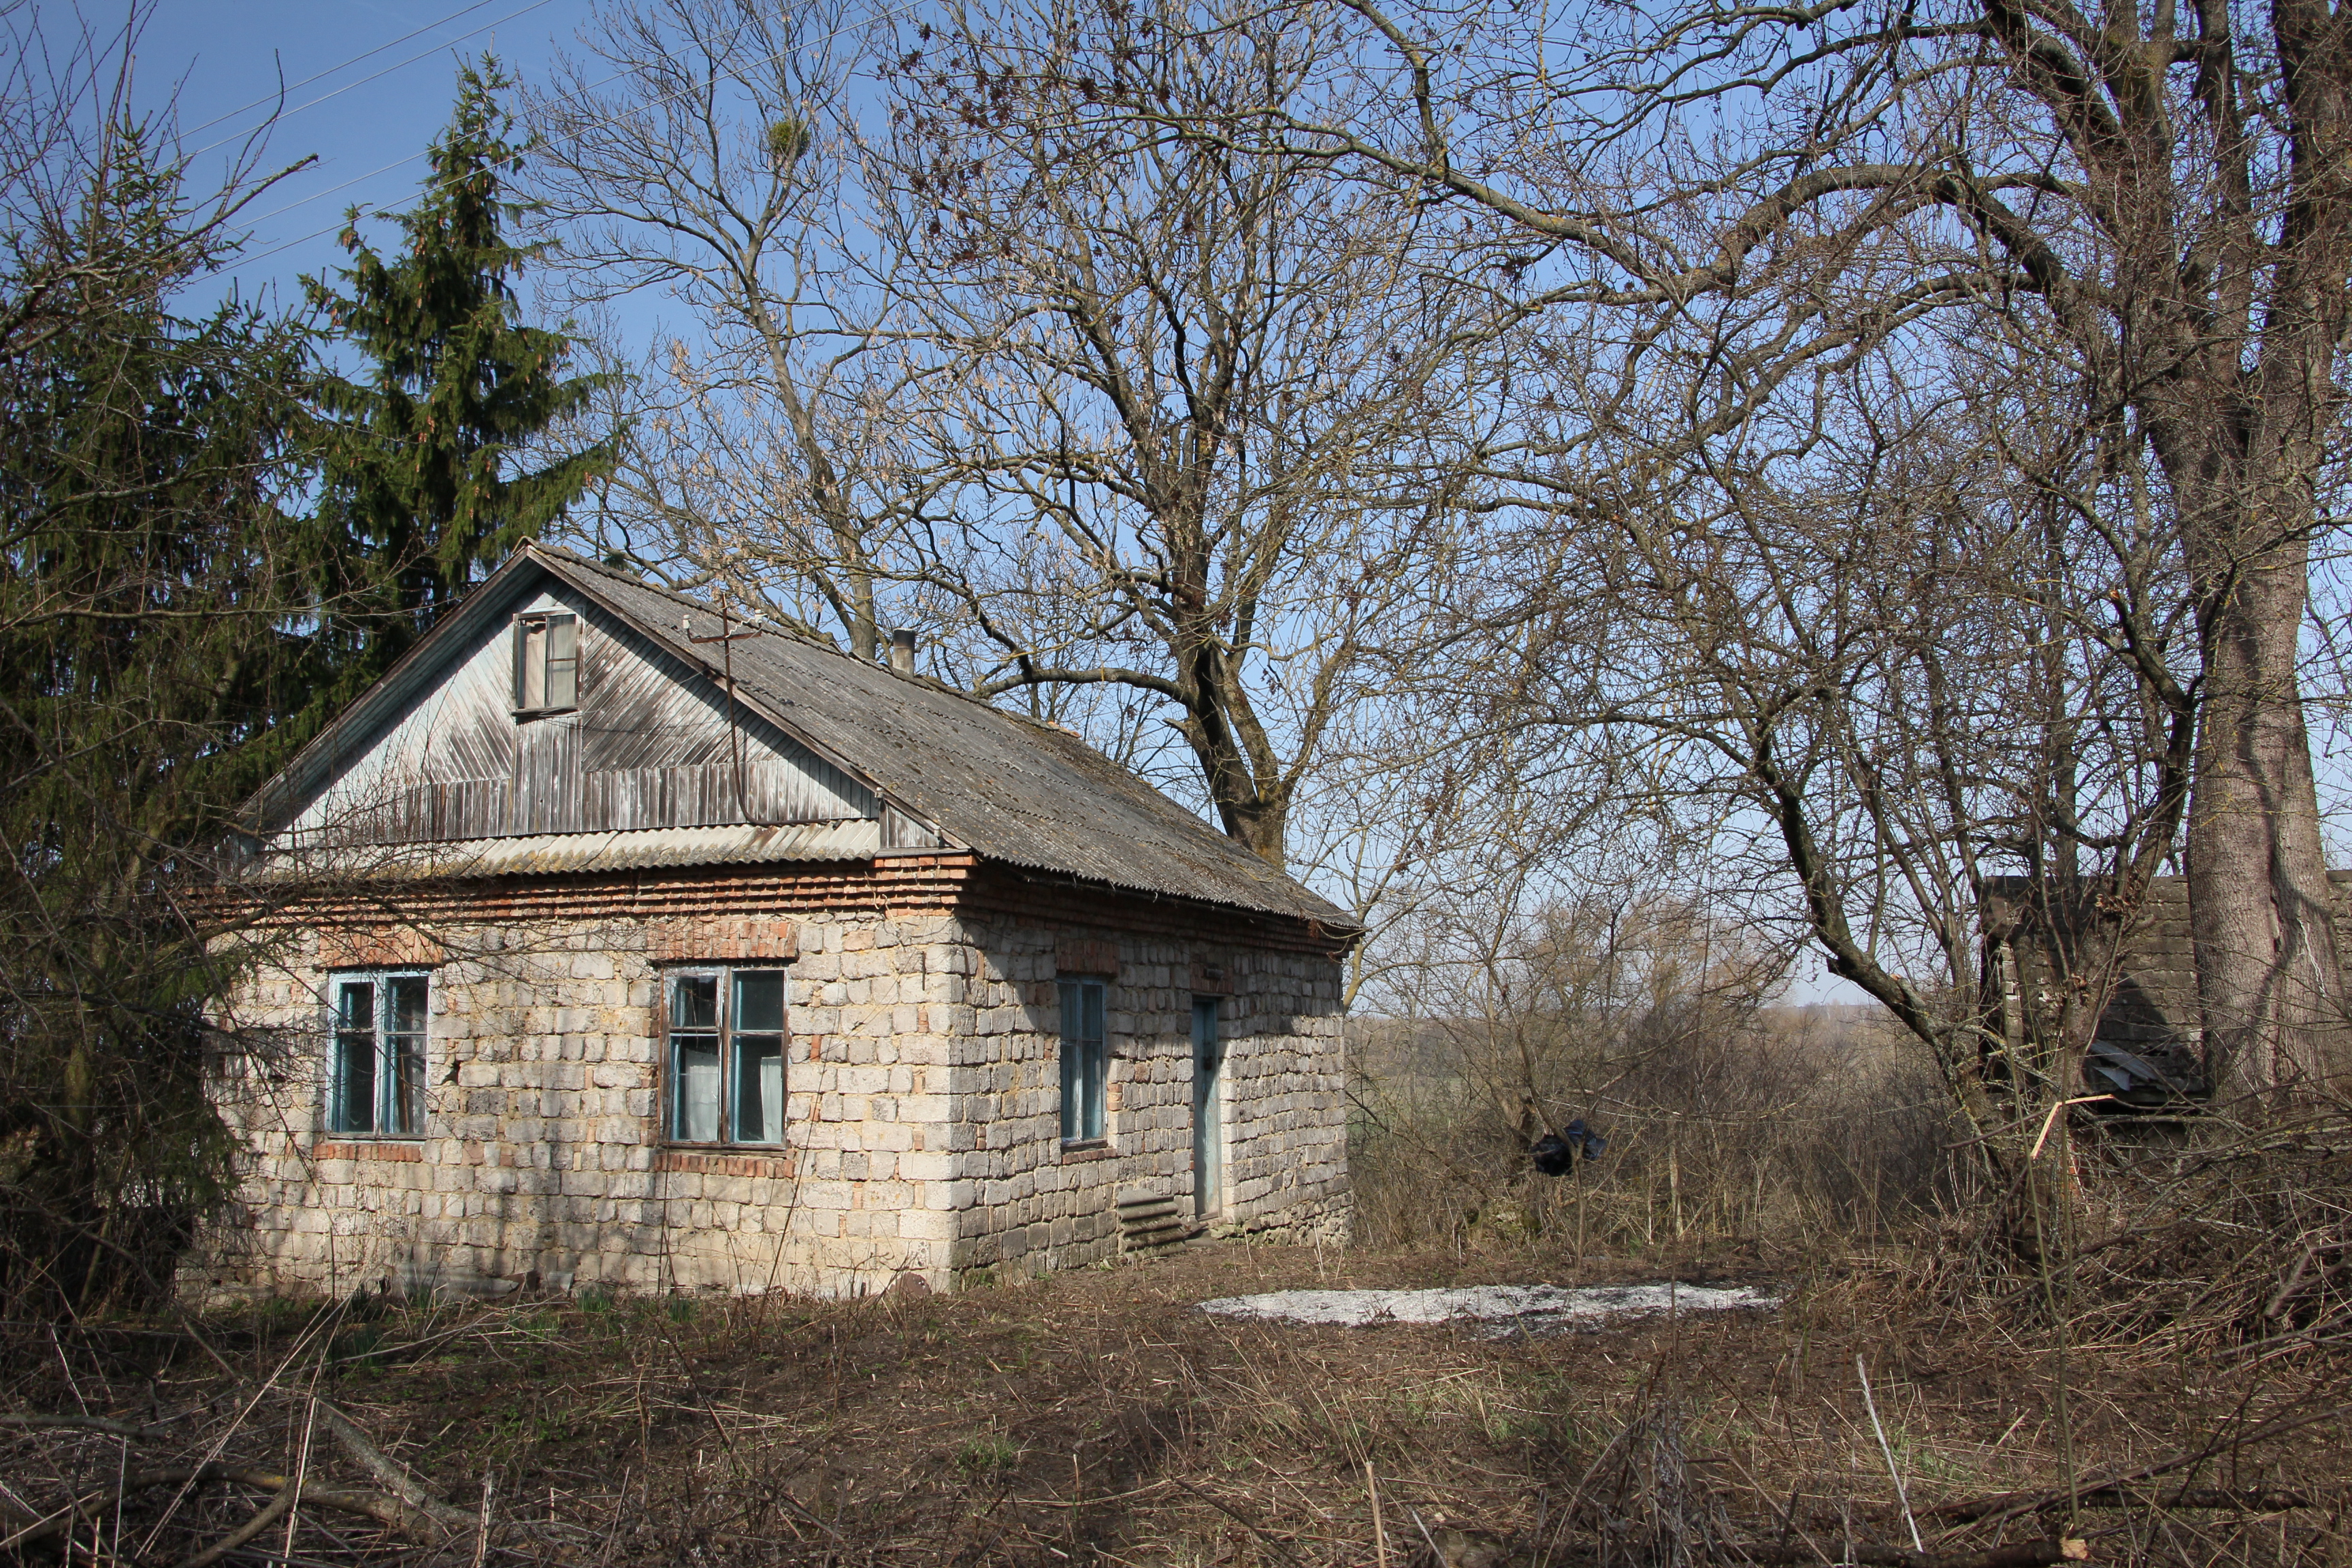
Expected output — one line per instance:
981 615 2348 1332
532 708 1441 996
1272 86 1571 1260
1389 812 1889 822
1013 1479 1179 1509
2072 1486 2334 1512
122 1311 474 1544
239 1469 463 1542
315 1401 474 1535
175 1475 297 1568
1924 1402 2349 1526
1733 1540 2086 1567
0 1410 158 1439
3 1462 466 1551
1188 1486 1311 1567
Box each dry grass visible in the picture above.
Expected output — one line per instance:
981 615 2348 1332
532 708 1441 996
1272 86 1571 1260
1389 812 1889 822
6 1015 2348 1567
1 1230 2346 1567
1348 1006 1970 1259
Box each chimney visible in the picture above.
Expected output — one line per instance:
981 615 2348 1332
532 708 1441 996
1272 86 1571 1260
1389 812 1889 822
888 627 917 674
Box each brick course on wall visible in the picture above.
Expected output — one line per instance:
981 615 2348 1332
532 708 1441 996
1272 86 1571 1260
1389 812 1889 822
195 868 1350 1301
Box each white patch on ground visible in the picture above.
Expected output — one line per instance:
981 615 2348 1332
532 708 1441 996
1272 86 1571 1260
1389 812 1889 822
1197 1282 1778 1337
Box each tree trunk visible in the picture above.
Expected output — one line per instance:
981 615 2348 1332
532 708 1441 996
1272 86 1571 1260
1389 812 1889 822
1172 636 1290 868
2169 0 2352 1101
2181 527 2350 1099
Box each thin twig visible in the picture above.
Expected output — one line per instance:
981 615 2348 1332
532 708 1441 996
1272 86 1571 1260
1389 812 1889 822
470 1465 495 1568
176 1477 297 1568
1857 1354 1923 1552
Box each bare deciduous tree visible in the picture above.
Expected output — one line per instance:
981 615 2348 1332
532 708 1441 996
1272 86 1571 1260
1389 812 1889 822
525 0 926 660
1426 312 2202 1168
1217 0 2352 1096
866 0 1494 870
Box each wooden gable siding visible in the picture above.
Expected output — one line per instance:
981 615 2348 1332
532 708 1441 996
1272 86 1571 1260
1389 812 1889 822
285 583 877 845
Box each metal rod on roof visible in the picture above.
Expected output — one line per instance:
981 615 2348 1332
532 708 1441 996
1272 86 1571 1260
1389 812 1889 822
689 594 762 826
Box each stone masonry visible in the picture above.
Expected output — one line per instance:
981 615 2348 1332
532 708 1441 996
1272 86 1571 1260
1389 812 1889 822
197 868 1350 1301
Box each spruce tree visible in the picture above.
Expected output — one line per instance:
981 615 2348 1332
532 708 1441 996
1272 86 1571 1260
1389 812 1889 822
308 58 615 673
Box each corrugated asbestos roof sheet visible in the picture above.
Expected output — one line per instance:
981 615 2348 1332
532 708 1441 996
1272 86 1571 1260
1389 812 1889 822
537 548 1352 928
260 821 883 881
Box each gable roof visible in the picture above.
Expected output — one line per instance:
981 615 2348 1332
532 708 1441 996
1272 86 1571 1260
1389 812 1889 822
252 543 1351 930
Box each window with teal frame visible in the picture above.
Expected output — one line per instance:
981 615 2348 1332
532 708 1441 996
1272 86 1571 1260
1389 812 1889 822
665 968 787 1145
328 973 428 1136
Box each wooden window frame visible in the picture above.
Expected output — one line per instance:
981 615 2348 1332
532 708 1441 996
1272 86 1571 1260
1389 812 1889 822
512 611 580 716
1058 976 1109 1145
660 966 789 1147
325 970 429 1139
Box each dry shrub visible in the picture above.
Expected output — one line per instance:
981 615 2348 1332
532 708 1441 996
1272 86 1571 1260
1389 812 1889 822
1914 1096 2352 1360
1351 1002 1972 1257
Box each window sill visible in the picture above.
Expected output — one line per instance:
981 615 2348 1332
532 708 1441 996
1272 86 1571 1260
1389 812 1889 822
314 1140 424 1162
655 1147 794 1178
1060 1140 1114 1164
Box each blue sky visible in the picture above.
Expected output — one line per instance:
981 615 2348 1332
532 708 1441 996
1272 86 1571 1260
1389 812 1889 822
121 0 593 310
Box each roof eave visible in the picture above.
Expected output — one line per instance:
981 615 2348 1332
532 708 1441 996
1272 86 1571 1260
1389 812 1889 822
983 853 1361 938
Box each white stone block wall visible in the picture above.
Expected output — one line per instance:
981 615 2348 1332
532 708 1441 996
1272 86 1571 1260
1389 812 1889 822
943 917 1350 1280
195 892 1348 1301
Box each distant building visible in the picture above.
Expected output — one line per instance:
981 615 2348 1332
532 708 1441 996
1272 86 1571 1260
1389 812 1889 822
1980 877 2247 1106
194 544 1352 1300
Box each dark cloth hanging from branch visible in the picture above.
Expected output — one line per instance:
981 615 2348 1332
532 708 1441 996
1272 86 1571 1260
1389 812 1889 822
1530 1120 1605 1175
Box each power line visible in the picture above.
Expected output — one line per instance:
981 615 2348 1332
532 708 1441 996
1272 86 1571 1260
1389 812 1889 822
188 0 564 161
218 0 933 278
232 152 433 255
178 0 515 140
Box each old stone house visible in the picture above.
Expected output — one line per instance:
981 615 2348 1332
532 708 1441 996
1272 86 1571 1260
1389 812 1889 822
196 543 1353 1300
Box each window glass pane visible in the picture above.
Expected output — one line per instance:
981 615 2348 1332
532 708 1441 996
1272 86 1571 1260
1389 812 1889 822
386 977 428 1135
332 981 376 1134
672 974 718 1030
1059 981 1082 1141
673 1034 721 1141
1060 979 1107 1141
389 976 428 1036
1084 982 1107 1139
517 619 546 708
734 970 784 1032
1082 1031 1105 1140
546 615 578 708
336 979 375 1033
734 1034 784 1144
390 1030 425 1135
670 975 721 1141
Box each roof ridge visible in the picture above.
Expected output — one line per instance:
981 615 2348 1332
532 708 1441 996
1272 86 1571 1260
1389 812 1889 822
529 542 1119 738
531 542 834 653
515 542 1350 928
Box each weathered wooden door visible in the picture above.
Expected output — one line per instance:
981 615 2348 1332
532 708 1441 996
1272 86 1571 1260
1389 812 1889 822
512 715 581 834
1192 998 1223 1218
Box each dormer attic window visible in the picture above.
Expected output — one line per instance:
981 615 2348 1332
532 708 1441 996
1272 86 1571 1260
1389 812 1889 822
513 612 578 714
